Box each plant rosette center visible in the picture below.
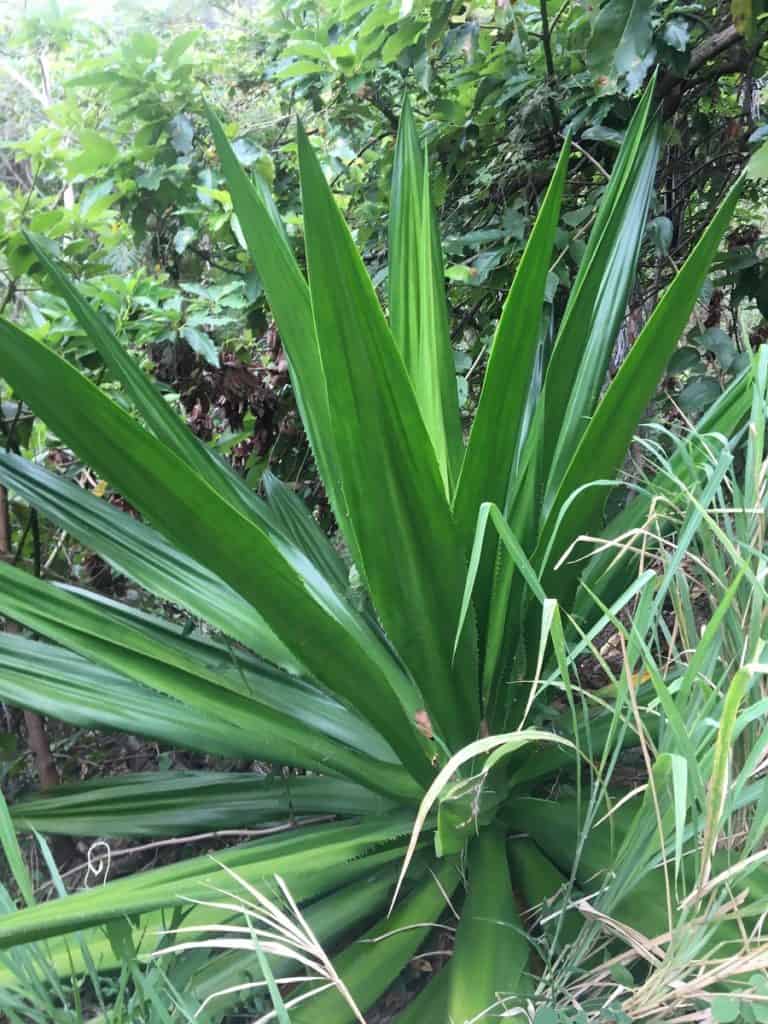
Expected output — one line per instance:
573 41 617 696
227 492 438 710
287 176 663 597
435 771 507 856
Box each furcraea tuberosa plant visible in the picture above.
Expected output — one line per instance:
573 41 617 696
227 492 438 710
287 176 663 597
0 81 766 1021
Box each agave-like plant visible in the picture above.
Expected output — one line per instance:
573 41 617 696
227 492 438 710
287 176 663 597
0 85 762 1020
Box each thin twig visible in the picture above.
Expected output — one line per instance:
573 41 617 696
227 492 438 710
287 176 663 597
567 136 610 179
538 0 560 133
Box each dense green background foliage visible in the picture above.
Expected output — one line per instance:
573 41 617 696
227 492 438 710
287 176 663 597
2 0 767 475
1 3 768 1022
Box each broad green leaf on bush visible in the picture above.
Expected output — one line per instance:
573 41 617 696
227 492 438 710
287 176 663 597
67 130 119 177
668 345 702 374
588 0 655 93
179 323 218 366
710 996 741 1024
274 59 328 79
678 375 722 414
164 29 201 66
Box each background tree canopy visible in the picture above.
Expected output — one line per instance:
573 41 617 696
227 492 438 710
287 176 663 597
1 3 768 1023
1 0 767 495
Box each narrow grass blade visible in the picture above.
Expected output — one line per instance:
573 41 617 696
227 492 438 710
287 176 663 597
700 660 756 887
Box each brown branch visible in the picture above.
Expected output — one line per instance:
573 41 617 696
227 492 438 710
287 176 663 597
688 25 743 73
0 152 32 191
361 89 398 131
658 25 742 100
22 712 59 790
689 58 751 86
330 132 389 188
0 483 58 790
0 521 59 792
0 395 60 794
539 0 560 133
657 25 758 117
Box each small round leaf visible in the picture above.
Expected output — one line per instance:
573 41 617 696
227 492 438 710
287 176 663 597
711 996 740 1023
678 375 721 414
